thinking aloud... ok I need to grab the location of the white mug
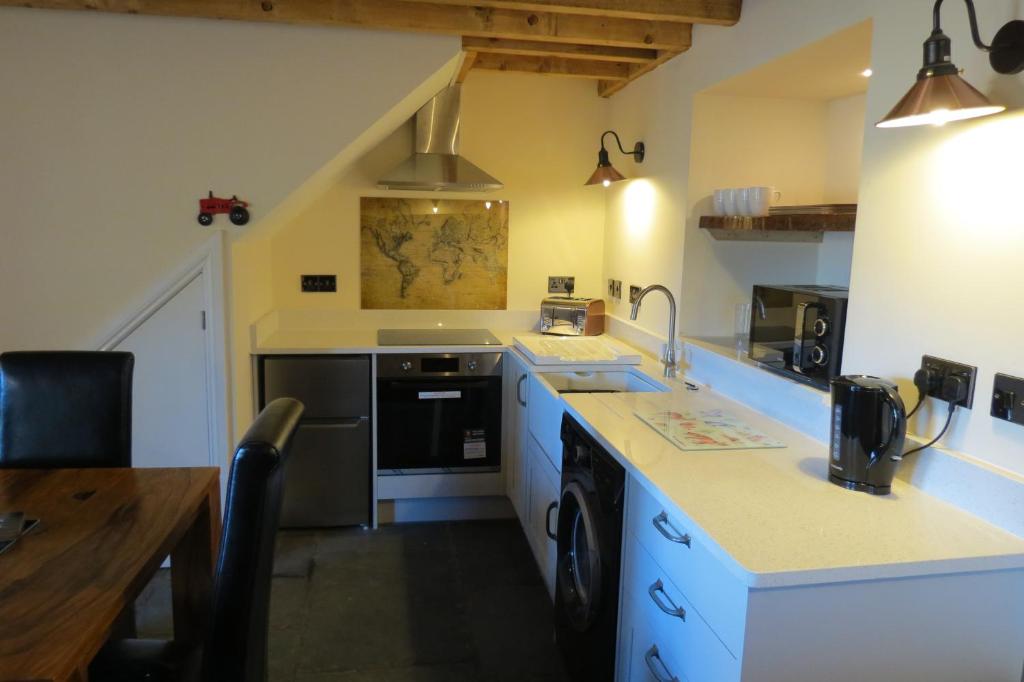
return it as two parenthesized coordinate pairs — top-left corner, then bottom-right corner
(713, 189), (727, 216)
(737, 188), (753, 216)
(721, 188), (738, 216)
(747, 186), (782, 216)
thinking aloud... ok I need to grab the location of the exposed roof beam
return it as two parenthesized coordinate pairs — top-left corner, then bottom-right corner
(404, 0), (741, 25)
(597, 49), (682, 96)
(1, 0), (693, 50)
(456, 51), (478, 83)
(473, 53), (631, 80)
(463, 36), (657, 64)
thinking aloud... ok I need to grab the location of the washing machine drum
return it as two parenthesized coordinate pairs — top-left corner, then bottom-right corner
(557, 481), (606, 632)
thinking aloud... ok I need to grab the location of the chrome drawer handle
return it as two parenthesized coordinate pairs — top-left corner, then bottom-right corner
(652, 511), (691, 547)
(644, 645), (679, 682)
(648, 579), (686, 621)
(516, 374), (527, 407)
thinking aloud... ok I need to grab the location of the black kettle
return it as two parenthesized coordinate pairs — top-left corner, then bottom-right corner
(828, 375), (907, 495)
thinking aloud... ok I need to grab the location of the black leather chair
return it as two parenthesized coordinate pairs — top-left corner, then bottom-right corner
(90, 397), (305, 682)
(0, 351), (134, 468)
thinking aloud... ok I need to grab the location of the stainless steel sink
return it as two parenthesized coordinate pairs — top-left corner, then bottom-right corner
(540, 371), (669, 394)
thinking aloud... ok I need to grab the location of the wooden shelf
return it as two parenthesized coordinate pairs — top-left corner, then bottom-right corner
(699, 213), (856, 243)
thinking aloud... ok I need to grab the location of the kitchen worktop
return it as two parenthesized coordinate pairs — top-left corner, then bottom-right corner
(562, 376), (1024, 588)
(252, 312), (1024, 590)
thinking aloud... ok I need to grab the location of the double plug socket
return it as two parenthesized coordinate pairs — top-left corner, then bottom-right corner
(916, 355), (977, 409)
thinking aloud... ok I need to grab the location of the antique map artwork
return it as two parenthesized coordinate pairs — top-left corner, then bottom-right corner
(360, 197), (509, 310)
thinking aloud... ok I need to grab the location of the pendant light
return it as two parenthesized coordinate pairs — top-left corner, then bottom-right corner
(586, 131), (645, 187)
(877, 0), (1024, 129)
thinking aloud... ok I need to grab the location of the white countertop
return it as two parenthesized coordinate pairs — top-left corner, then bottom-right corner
(255, 328), (520, 355)
(253, 321), (1024, 589)
(562, 371), (1024, 588)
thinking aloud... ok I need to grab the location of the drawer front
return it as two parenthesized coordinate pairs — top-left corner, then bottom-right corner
(526, 434), (560, 600)
(624, 536), (739, 682)
(627, 477), (747, 655)
(262, 355), (371, 418)
(622, 591), (690, 682)
(526, 373), (564, 472)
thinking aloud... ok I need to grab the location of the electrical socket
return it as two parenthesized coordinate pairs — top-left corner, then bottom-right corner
(607, 279), (622, 299)
(919, 355), (978, 409)
(991, 373), (1024, 426)
(301, 274), (337, 292)
(629, 285), (642, 304)
(548, 276), (575, 295)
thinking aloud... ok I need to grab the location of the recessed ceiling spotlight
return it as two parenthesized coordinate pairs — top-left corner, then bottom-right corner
(861, 68), (874, 77)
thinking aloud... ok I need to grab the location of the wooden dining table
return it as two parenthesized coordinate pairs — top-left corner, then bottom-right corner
(0, 467), (221, 682)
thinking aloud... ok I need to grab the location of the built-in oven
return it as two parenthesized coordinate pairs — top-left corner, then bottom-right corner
(748, 284), (849, 390)
(376, 353), (502, 474)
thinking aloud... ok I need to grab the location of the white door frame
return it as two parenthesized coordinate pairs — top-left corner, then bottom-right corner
(97, 233), (232, 487)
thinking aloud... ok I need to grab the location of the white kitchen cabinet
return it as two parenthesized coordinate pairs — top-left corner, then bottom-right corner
(505, 351), (531, 524)
(527, 372), (564, 472)
(617, 474), (1024, 682)
(526, 432), (561, 601)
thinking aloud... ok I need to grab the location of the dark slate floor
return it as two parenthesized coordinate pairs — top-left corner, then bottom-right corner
(136, 520), (571, 682)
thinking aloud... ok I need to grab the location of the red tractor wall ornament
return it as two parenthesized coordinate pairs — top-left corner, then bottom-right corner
(197, 191), (250, 226)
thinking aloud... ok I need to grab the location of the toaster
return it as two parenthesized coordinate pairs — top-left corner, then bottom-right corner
(540, 297), (605, 336)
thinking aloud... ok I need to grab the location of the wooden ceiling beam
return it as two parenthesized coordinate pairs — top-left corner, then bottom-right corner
(463, 36), (657, 64)
(1, 0), (693, 50)
(597, 49), (682, 96)
(473, 53), (631, 80)
(404, 0), (741, 25)
(456, 51), (478, 83)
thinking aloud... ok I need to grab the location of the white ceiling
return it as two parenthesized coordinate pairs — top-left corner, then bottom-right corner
(703, 20), (874, 101)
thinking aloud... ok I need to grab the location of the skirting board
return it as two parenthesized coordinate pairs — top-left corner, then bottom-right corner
(378, 496), (514, 524)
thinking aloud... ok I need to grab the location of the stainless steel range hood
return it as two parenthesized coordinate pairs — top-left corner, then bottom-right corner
(377, 85), (503, 192)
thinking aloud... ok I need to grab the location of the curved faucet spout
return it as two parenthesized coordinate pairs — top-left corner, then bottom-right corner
(630, 284), (678, 378)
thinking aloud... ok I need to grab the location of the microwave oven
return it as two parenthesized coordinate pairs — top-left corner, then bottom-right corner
(748, 285), (849, 390)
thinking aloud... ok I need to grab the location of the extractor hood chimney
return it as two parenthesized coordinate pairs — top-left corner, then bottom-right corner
(377, 85), (503, 192)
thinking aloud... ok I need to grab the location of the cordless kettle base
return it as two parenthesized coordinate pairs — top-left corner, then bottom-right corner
(829, 473), (891, 496)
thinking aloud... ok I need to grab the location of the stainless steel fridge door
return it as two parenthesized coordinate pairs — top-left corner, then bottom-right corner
(280, 418), (370, 528)
(262, 356), (370, 419)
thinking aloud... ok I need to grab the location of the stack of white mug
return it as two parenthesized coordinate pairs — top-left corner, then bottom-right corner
(713, 187), (782, 217)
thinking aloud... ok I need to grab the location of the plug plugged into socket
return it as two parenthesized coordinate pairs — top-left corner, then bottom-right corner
(629, 285), (642, 304)
(919, 355), (978, 409)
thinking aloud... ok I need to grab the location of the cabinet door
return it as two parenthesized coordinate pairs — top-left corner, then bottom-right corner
(262, 355), (370, 418)
(280, 419), (371, 527)
(510, 355), (531, 523)
(527, 372), (564, 472)
(527, 434), (560, 601)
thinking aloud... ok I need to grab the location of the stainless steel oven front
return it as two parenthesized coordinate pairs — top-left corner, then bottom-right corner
(376, 353), (503, 474)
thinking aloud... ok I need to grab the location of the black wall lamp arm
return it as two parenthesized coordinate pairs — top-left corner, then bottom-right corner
(599, 130), (645, 164)
(926, 0), (1024, 75)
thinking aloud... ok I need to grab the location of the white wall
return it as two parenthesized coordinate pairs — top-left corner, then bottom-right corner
(603, 0), (1024, 474)
(0, 7), (458, 353)
(267, 71), (610, 312)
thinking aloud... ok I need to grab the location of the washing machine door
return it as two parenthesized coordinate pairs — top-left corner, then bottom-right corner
(556, 481), (605, 632)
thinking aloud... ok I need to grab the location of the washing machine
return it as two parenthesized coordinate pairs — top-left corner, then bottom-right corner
(554, 413), (626, 682)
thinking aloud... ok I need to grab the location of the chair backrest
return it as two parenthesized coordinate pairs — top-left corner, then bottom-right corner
(0, 351), (134, 468)
(201, 397), (304, 682)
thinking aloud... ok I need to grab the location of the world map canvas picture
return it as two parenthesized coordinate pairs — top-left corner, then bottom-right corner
(360, 197), (509, 310)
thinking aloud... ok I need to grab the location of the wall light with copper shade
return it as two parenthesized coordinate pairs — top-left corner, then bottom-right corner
(878, 0), (1024, 129)
(585, 131), (645, 187)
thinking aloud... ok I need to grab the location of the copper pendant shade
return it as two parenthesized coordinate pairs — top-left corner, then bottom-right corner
(877, 0), (1024, 130)
(877, 72), (1005, 128)
(586, 163), (627, 187)
(586, 131), (644, 186)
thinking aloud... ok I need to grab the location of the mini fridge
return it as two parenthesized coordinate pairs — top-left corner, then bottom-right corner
(259, 355), (371, 527)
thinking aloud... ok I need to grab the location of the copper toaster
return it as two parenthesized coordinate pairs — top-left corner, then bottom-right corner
(540, 297), (606, 336)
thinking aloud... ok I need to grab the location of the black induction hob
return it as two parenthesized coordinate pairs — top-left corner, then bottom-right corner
(376, 328), (503, 346)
